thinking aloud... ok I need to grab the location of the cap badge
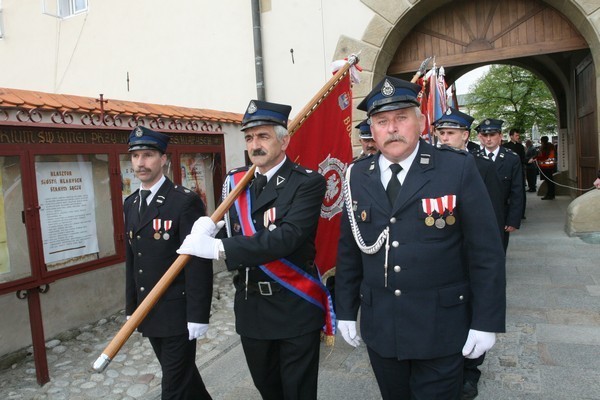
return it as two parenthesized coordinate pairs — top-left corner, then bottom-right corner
(247, 101), (257, 114)
(446, 109), (452, 115)
(381, 79), (395, 97)
(134, 127), (143, 137)
(484, 119), (491, 125)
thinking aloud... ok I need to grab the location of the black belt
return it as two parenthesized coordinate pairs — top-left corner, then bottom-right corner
(244, 281), (284, 296)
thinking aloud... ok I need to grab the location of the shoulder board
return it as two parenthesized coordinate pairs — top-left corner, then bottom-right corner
(292, 163), (317, 175)
(352, 153), (375, 165)
(503, 148), (519, 157)
(172, 185), (197, 196)
(438, 144), (468, 156)
(124, 189), (139, 202)
(227, 165), (251, 176)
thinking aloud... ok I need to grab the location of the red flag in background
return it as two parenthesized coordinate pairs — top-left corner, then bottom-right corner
(286, 69), (353, 281)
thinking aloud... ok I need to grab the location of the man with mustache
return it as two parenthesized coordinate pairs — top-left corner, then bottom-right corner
(124, 126), (213, 399)
(335, 76), (506, 399)
(178, 100), (327, 400)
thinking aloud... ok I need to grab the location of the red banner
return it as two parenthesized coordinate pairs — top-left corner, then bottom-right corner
(286, 72), (353, 279)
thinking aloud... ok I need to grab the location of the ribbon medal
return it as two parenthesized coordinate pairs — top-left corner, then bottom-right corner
(422, 198), (435, 226)
(434, 197), (446, 229)
(163, 220), (172, 240)
(153, 219), (162, 240)
(264, 207), (276, 230)
(445, 195), (456, 225)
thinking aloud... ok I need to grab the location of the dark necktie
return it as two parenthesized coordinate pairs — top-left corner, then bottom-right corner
(254, 173), (267, 199)
(386, 164), (402, 205)
(139, 189), (151, 217)
(488, 152), (494, 161)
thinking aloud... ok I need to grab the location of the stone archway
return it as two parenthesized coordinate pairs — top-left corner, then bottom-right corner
(334, 0), (600, 194)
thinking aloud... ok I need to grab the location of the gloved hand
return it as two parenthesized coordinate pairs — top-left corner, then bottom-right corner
(187, 322), (209, 340)
(462, 329), (496, 359)
(191, 217), (225, 238)
(126, 315), (131, 321)
(337, 320), (361, 347)
(177, 232), (220, 260)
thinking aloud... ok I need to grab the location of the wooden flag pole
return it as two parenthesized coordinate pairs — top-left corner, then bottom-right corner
(93, 56), (359, 373)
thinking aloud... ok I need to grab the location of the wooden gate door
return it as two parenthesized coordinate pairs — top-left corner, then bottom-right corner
(575, 55), (599, 191)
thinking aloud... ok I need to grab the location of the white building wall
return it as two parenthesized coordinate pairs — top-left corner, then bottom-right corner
(0, 0), (372, 117)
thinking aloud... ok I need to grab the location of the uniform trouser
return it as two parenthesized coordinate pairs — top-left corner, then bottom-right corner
(367, 346), (463, 400)
(148, 334), (212, 400)
(526, 167), (537, 190)
(463, 353), (486, 384)
(240, 329), (321, 400)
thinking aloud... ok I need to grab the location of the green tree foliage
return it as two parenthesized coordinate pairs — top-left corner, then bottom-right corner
(467, 65), (557, 139)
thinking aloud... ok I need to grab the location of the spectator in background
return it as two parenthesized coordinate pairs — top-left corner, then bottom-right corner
(532, 135), (557, 200)
(525, 139), (539, 192)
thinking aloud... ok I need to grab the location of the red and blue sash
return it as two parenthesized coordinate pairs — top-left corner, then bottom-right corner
(230, 171), (336, 342)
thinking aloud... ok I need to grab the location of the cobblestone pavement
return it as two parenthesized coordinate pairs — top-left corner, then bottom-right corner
(1, 194), (599, 399)
(0, 270), (239, 400)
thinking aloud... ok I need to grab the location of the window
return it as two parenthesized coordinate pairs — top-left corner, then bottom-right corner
(0, 0), (4, 38)
(0, 156), (32, 283)
(42, 0), (88, 19)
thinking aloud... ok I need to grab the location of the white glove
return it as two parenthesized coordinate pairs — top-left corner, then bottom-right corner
(190, 217), (225, 237)
(126, 315), (131, 321)
(177, 232), (220, 260)
(462, 329), (496, 359)
(187, 322), (209, 340)
(337, 320), (361, 347)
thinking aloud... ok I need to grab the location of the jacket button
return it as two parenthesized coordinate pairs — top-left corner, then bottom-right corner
(392, 241), (399, 248)
(394, 289), (401, 296)
(140, 287), (145, 292)
(136, 235), (141, 240)
(137, 252), (142, 257)
(390, 217), (397, 224)
(182, 291), (185, 295)
(394, 265), (401, 272)
(459, 295), (464, 301)
(138, 269), (143, 274)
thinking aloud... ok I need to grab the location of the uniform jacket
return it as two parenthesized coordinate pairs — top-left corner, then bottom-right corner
(336, 141), (506, 360)
(222, 158), (326, 340)
(124, 177), (213, 337)
(470, 151), (505, 235)
(491, 147), (524, 229)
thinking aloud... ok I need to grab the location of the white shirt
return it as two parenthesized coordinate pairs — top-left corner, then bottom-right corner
(139, 175), (166, 208)
(379, 142), (420, 188)
(256, 156), (287, 182)
(482, 146), (499, 161)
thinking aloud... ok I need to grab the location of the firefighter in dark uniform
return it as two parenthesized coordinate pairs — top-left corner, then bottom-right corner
(434, 108), (504, 238)
(356, 119), (378, 158)
(476, 119), (524, 251)
(124, 126), (213, 400)
(177, 101), (328, 400)
(433, 109), (505, 399)
(335, 76), (506, 400)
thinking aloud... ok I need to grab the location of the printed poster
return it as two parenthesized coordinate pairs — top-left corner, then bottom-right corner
(36, 161), (99, 264)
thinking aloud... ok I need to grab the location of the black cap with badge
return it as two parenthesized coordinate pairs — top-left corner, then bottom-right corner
(357, 76), (421, 117)
(433, 107), (474, 130)
(474, 118), (504, 134)
(128, 126), (170, 153)
(241, 100), (292, 131)
(355, 119), (372, 140)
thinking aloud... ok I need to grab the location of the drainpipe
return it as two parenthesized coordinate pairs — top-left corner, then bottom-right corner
(251, 0), (266, 101)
